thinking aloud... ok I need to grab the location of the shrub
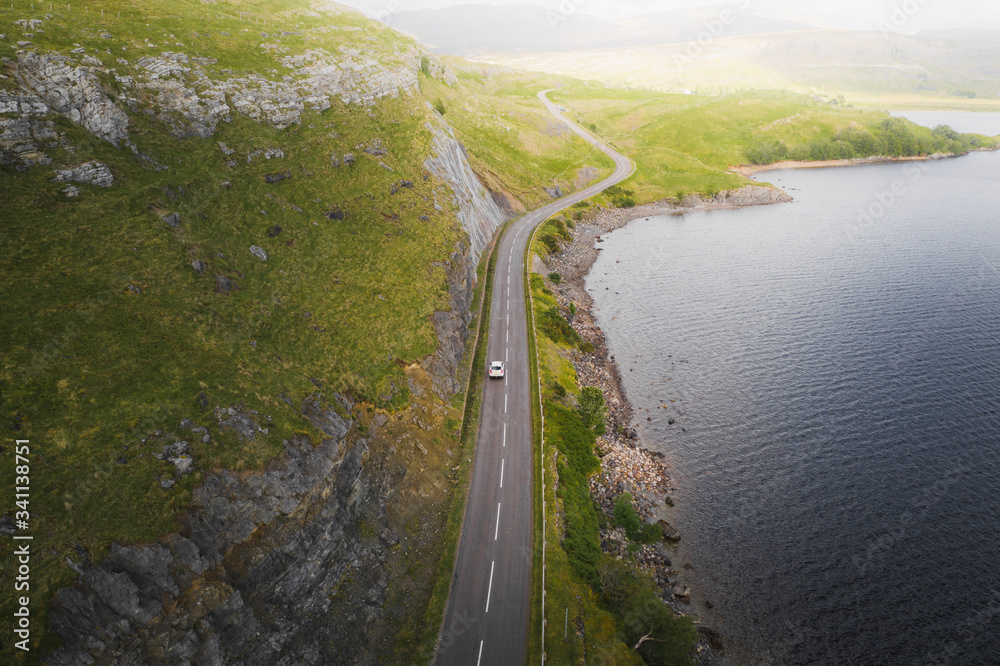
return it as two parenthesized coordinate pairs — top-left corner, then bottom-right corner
(578, 386), (606, 434)
(745, 138), (789, 164)
(548, 404), (603, 586)
(548, 272), (562, 284)
(604, 184), (636, 208)
(433, 98), (446, 115)
(613, 493), (661, 544)
(625, 586), (698, 664)
(539, 306), (582, 346)
(539, 232), (561, 254)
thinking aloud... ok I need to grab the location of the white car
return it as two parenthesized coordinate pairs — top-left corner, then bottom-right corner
(488, 361), (505, 379)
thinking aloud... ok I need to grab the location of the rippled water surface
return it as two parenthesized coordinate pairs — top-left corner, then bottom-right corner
(587, 149), (1000, 664)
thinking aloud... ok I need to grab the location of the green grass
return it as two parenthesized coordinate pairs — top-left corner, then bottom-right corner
(526, 229), (694, 664)
(0, 1), (629, 659)
(424, 71), (616, 207)
(546, 84), (997, 204)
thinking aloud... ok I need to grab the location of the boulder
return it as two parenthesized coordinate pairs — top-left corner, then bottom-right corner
(52, 161), (114, 188)
(263, 170), (290, 184)
(249, 245), (268, 261)
(214, 274), (236, 292)
(658, 519), (681, 541)
(171, 455), (194, 476)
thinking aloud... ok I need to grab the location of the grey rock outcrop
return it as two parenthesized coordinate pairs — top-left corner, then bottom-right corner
(16, 52), (130, 146)
(52, 161), (114, 187)
(684, 184), (793, 207)
(424, 241), (476, 398)
(423, 124), (508, 262)
(46, 399), (411, 666)
(0, 89), (64, 169)
(249, 245), (268, 261)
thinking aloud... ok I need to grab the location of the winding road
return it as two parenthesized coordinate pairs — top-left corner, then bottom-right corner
(437, 90), (633, 665)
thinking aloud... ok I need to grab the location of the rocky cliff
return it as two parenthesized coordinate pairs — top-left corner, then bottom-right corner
(424, 122), (509, 261)
(0, 4), (512, 664)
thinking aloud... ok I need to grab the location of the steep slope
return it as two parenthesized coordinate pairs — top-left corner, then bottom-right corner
(0, 1), (607, 662)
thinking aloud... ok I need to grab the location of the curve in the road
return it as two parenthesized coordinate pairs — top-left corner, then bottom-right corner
(437, 89), (634, 666)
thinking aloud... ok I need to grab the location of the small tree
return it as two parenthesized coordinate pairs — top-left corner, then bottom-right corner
(433, 98), (446, 115)
(578, 386), (606, 434)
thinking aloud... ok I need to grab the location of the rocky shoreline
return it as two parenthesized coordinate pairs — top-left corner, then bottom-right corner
(537, 185), (791, 662)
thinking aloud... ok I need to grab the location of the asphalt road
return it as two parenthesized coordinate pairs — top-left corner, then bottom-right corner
(437, 90), (633, 666)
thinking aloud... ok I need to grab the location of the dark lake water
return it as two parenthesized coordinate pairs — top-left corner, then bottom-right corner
(587, 146), (1000, 664)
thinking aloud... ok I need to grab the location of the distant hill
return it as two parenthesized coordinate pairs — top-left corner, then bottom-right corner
(388, 3), (818, 55)
(478, 29), (1000, 99)
(918, 29), (1000, 43)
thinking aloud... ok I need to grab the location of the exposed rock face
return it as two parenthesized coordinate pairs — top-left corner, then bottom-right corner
(16, 52), (130, 146)
(685, 184), (793, 207)
(52, 161), (115, 187)
(46, 400), (411, 665)
(424, 242), (477, 398)
(127, 44), (426, 136)
(423, 124), (508, 262)
(0, 88), (67, 169)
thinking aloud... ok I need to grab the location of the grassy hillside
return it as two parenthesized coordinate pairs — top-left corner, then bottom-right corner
(545, 84), (997, 204)
(0, 0), (608, 658)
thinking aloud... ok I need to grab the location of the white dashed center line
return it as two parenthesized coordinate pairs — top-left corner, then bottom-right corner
(494, 502), (501, 540)
(485, 560), (495, 613)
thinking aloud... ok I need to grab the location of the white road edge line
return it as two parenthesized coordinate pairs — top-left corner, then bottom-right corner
(485, 560), (495, 613)
(500, 458), (505, 488)
(495, 502), (501, 540)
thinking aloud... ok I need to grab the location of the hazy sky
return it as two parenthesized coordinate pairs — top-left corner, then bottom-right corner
(334, 0), (1000, 34)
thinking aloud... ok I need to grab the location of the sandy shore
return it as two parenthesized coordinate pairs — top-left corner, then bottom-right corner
(729, 152), (964, 178)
